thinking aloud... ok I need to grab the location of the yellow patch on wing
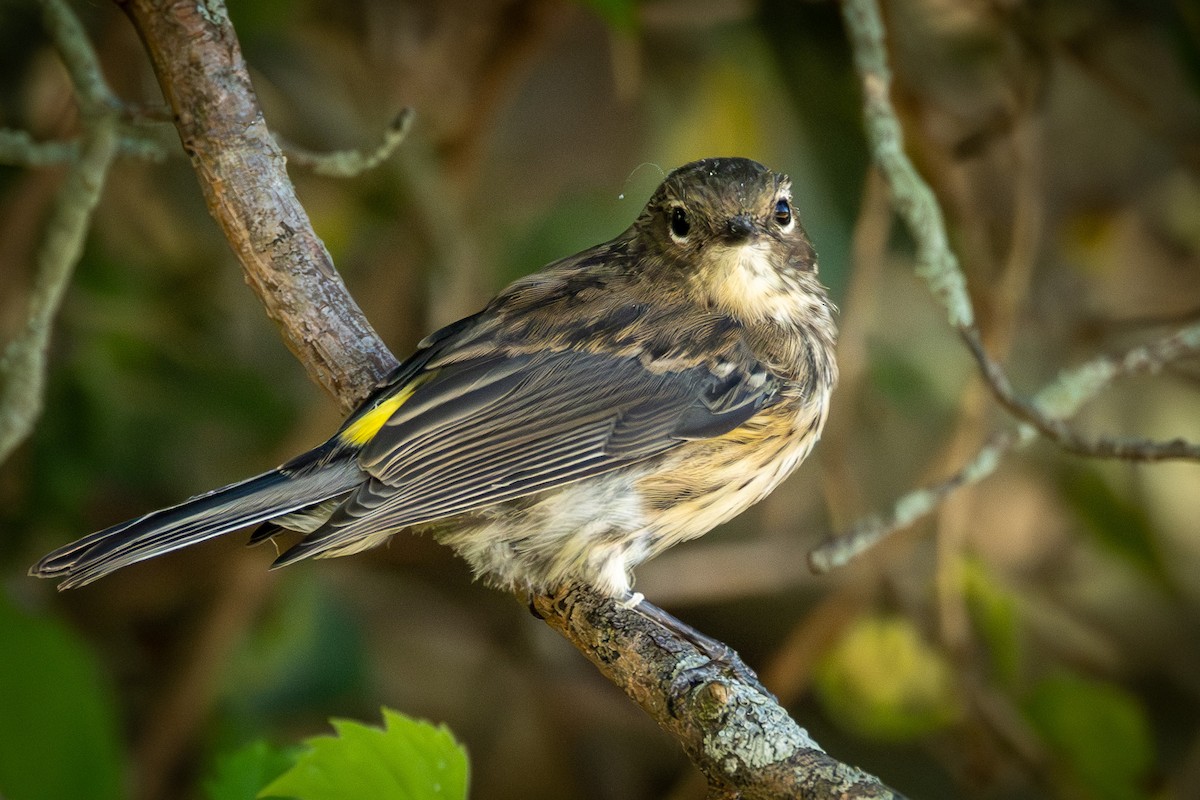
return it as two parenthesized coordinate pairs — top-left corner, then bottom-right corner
(339, 373), (433, 446)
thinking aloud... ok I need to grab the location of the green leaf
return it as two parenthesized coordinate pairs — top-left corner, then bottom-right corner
(0, 593), (123, 800)
(1058, 466), (1167, 586)
(206, 740), (296, 800)
(1025, 673), (1154, 800)
(258, 709), (468, 800)
(815, 616), (962, 741)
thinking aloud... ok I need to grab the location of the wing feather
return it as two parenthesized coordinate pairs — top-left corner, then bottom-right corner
(274, 348), (779, 564)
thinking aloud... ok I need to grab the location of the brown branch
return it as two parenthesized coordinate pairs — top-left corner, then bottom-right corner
(961, 327), (1200, 462)
(114, 0), (905, 796)
(117, 0), (398, 413)
(533, 586), (906, 800)
(277, 108), (415, 178)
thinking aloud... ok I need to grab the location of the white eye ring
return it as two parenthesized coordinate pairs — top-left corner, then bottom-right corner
(668, 206), (691, 243)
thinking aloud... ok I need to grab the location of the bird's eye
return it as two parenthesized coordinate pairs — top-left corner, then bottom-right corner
(773, 198), (793, 227)
(669, 206), (691, 241)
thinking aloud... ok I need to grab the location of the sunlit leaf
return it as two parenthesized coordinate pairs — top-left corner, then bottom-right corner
(258, 708), (468, 800)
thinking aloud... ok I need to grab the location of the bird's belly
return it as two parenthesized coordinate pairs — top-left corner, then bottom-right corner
(635, 394), (829, 559)
(433, 394), (828, 598)
(432, 470), (649, 597)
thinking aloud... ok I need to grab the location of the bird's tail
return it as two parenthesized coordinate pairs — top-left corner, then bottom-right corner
(30, 457), (362, 590)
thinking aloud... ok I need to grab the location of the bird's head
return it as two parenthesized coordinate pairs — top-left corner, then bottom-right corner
(631, 157), (825, 327)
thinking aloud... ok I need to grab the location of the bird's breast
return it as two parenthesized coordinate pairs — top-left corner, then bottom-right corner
(634, 386), (831, 556)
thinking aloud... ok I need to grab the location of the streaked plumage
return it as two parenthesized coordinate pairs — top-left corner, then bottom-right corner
(32, 157), (837, 598)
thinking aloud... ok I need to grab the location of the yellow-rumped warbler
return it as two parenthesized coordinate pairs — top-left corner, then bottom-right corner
(32, 157), (838, 601)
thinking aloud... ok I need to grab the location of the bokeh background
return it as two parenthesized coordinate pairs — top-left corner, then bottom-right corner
(2, 0), (1200, 798)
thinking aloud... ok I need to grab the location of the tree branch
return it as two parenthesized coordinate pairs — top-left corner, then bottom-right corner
(533, 586), (905, 800)
(809, 322), (1200, 571)
(960, 326), (1200, 461)
(117, 0), (398, 412)
(278, 108), (415, 178)
(0, 0), (121, 464)
(0, 126), (168, 166)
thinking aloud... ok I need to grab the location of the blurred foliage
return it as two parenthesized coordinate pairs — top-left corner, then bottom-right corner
(815, 615), (962, 741)
(218, 577), (368, 725)
(3, 0), (1200, 799)
(961, 557), (1023, 690)
(1024, 674), (1154, 800)
(576, 0), (638, 33)
(1057, 464), (1169, 589)
(0, 592), (123, 800)
(205, 741), (296, 800)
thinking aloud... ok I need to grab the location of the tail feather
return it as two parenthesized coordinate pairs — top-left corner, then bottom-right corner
(31, 460), (362, 589)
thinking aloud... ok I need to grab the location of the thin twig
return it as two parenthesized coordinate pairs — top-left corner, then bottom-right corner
(0, 127), (169, 166)
(843, 0), (1200, 465)
(961, 327), (1200, 461)
(811, 431), (1019, 573)
(2, 109), (415, 173)
(827, 0), (1200, 569)
(279, 108), (414, 178)
(0, 0), (121, 464)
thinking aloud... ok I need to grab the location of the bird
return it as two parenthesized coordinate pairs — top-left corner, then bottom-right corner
(31, 157), (838, 605)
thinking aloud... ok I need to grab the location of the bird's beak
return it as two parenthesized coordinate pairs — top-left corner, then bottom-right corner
(724, 213), (755, 242)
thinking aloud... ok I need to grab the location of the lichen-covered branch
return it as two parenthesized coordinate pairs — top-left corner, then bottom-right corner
(0, 127), (168, 166)
(810, 430), (1018, 573)
(532, 586), (906, 800)
(117, 0), (399, 412)
(1, 109), (412, 174)
(0, 0), (121, 464)
(839, 0), (974, 330)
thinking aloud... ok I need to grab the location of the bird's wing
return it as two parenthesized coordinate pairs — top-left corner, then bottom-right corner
(274, 346), (779, 563)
